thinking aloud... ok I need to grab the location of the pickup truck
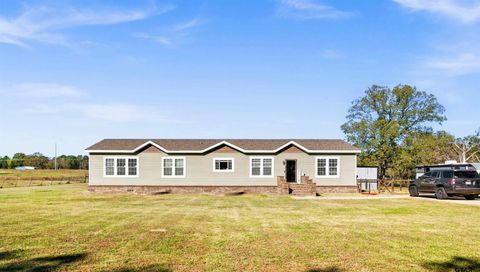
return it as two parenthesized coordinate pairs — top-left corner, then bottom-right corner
(409, 169), (480, 200)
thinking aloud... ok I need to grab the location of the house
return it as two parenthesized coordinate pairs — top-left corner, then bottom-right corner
(86, 139), (361, 195)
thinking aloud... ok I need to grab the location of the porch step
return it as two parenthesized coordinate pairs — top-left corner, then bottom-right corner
(289, 183), (316, 196)
(277, 176), (317, 196)
(291, 191), (312, 195)
(289, 184), (310, 189)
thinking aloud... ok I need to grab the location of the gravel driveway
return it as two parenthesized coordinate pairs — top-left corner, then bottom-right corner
(413, 195), (480, 206)
(294, 194), (480, 206)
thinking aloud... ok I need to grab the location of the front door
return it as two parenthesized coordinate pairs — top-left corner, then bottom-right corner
(285, 160), (297, 182)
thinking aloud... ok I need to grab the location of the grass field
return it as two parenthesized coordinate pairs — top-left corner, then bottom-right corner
(0, 170), (87, 188)
(0, 184), (479, 271)
(0, 169), (87, 178)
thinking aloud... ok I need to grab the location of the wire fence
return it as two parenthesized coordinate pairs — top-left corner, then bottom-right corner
(0, 175), (88, 188)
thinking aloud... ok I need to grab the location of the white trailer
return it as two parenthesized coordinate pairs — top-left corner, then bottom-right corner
(357, 166), (378, 192)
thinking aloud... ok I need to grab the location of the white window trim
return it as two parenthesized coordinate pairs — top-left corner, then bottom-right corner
(249, 157), (274, 178)
(315, 156), (340, 178)
(103, 156), (139, 178)
(212, 157), (235, 173)
(161, 157), (186, 178)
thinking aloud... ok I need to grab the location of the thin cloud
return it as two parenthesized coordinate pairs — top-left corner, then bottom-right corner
(136, 17), (203, 46)
(24, 102), (167, 122)
(277, 0), (353, 20)
(68, 103), (153, 122)
(173, 18), (202, 32)
(134, 33), (173, 46)
(394, 0), (480, 24)
(67, 102), (180, 123)
(3, 83), (175, 123)
(319, 49), (345, 59)
(3, 83), (85, 97)
(0, 3), (175, 47)
(425, 52), (480, 75)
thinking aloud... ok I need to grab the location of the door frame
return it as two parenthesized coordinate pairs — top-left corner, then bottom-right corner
(285, 159), (297, 183)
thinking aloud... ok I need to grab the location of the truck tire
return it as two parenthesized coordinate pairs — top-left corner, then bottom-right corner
(435, 187), (448, 200)
(409, 186), (419, 197)
(465, 195), (478, 200)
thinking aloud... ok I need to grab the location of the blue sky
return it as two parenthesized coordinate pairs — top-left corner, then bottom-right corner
(1, 0), (480, 156)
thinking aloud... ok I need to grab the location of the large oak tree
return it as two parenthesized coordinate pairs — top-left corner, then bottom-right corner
(341, 85), (446, 179)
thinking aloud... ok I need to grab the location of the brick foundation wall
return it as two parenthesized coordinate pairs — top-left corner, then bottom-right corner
(88, 185), (279, 195)
(88, 185), (358, 194)
(316, 185), (358, 193)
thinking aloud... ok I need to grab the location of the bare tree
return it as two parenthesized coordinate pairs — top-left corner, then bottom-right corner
(453, 130), (480, 163)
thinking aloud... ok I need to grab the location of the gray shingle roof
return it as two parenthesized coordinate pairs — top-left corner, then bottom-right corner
(86, 139), (360, 153)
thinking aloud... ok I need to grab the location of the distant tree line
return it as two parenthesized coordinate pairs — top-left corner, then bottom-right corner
(0, 152), (88, 170)
(342, 84), (479, 180)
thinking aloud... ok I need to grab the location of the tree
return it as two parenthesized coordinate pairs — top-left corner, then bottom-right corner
(79, 155), (89, 170)
(453, 130), (480, 163)
(341, 85), (446, 179)
(24, 152), (49, 169)
(0, 156), (10, 169)
(11, 153), (26, 168)
(393, 131), (456, 178)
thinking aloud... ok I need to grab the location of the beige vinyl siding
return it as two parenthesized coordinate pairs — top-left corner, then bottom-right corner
(88, 148), (357, 186)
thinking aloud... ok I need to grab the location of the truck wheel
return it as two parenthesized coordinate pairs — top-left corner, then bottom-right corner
(435, 187), (448, 200)
(409, 186), (419, 197)
(465, 195), (478, 200)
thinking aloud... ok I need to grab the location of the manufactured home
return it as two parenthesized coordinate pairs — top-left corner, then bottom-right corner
(86, 139), (361, 196)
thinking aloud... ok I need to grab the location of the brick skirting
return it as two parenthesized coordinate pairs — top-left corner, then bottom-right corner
(88, 185), (279, 195)
(316, 185), (358, 193)
(88, 185), (358, 194)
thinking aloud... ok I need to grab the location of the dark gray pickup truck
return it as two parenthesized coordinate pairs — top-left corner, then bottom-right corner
(409, 169), (480, 200)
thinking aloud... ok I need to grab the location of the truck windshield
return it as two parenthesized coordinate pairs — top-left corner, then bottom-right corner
(454, 171), (479, 178)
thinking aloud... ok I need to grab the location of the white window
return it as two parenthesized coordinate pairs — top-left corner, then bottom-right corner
(104, 157), (138, 177)
(105, 158), (115, 176)
(315, 157), (340, 178)
(249, 157), (274, 178)
(162, 157), (186, 178)
(117, 158), (126, 176)
(213, 158), (234, 172)
(128, 158), (137, 176)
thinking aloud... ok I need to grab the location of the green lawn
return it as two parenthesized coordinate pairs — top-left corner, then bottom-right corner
(0, 185), (479, 271)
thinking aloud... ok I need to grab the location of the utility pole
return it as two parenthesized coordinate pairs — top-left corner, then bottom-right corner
(54, 143), (57, 170)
